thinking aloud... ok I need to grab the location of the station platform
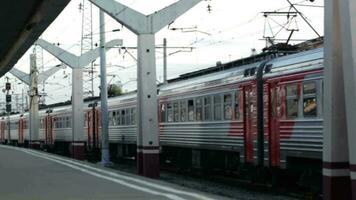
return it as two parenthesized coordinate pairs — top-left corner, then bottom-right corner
(0, 145), (230, 200)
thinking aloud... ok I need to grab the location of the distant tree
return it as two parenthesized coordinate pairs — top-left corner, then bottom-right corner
(108, 84), (123, 97)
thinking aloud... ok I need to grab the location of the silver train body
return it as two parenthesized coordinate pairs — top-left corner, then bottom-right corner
(0, 47), (323, 169)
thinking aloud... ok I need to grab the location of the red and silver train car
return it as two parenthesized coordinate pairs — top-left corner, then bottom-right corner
(0, 47), (323, 172)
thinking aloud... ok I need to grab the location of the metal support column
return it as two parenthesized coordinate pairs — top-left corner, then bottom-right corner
(90, 0), (203, 178)
(99, 10), (111, 166)
(163, 38), (167, 84)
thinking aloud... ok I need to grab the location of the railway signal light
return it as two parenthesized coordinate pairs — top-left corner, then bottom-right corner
(5, 83), (11, 90)
(6, 104), (11, 113)
(6, 95), (11, 103)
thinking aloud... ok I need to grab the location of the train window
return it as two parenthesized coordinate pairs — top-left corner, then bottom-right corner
(286, 84), (298, 96)
(131, 108), (136, 125)
(116, 110), (121, 125)
(167, 103), (173, 122)
(214, 95), (222, 120)
(53, 118), (57, 128)
(224, 94), (232, 120)
(180, 100), (187, 122)
(121, 110), (126, 125)
(173, 102), (179, 122)
(235, 92), (241, 120)
(109, 111), (115, 126)
(188, 99), (194, 121)
(126, 108), (131, 125)
(196, 98), (203, 121)
(160, 104), (166, 122)
(204, 96), (212, 121)
(66, 116), (71, 128)
(60, 117), (64, 128)
(303, 82), (317, 117)
(286, 84), (299, 118)
(56, 118), (60, 128)
(110, 111), (115, 125)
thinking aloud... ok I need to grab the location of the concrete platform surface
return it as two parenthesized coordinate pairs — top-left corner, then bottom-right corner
(0, 145), (229, 200)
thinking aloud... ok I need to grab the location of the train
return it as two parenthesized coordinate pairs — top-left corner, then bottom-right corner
(0, 41), (323, 181)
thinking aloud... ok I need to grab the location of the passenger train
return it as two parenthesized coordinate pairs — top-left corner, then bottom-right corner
(0, 42), (323, 176)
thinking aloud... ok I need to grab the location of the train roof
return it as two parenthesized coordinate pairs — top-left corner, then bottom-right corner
(169, 37), (323, 83)
(159, 47), (323, 95)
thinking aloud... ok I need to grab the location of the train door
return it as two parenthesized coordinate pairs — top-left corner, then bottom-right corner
(87, 108), (100, 149)
(86, 110), (93, 149)
(45, 115), (54, 145)
(244, 85), (257, 164)
(269, 83), (282, 167)
(94, 108), (100, 148)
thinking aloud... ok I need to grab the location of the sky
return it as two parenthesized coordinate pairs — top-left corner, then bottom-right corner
(0, 0), (324, 108)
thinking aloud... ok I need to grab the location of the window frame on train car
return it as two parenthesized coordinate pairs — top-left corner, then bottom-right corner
(121, 109), (126, 125)
(180, 100), (187, 122)
(223, 93), (233, 120)
(160, 103), (166, 123)
(116, 110), (121, 125)
(196, 97), (203, 121)
(125, 108), (131, 125)
(173, 101), (180, 122)
(131, 108), (136, 125)
(204, 96), (212, 121)
(188, 99), (195, 121)
(108, 111), (115, 126)
(285, 83), (299, 119)
(302, 81), (318, 118)
(234, 90), (242, 121)
(66, 116), (71, 128)
(167, 103), (173, 122)
(213, 94), (222, 120)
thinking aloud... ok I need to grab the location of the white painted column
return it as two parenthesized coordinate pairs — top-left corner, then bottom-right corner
(323, 0), (356, 200)
(71, 67), (85, 159)
(339, 0), (356, 199)
(36, 38), (121, 160)
(136, 34), (160, 176)
(89, 0), (203, 179)
(29, 53), (40, 149)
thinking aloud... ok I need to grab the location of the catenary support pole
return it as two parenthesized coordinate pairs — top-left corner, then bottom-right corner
(89, 0), (203, 178)
(99, 10), (111, 167)
(163, 38), (167, 84)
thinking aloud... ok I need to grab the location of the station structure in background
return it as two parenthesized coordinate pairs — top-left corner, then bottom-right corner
(0, 0), (356, 199)
(89, 0), (203, 179)
(36, 39), (122, 159)
(323, 0), (356, 199)
(9, 53), (63, 148)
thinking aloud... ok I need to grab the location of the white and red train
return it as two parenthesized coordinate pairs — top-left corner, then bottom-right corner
(0, 46), (323, 172)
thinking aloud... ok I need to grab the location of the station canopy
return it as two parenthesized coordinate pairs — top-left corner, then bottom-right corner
(0, 0), (70, 77)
